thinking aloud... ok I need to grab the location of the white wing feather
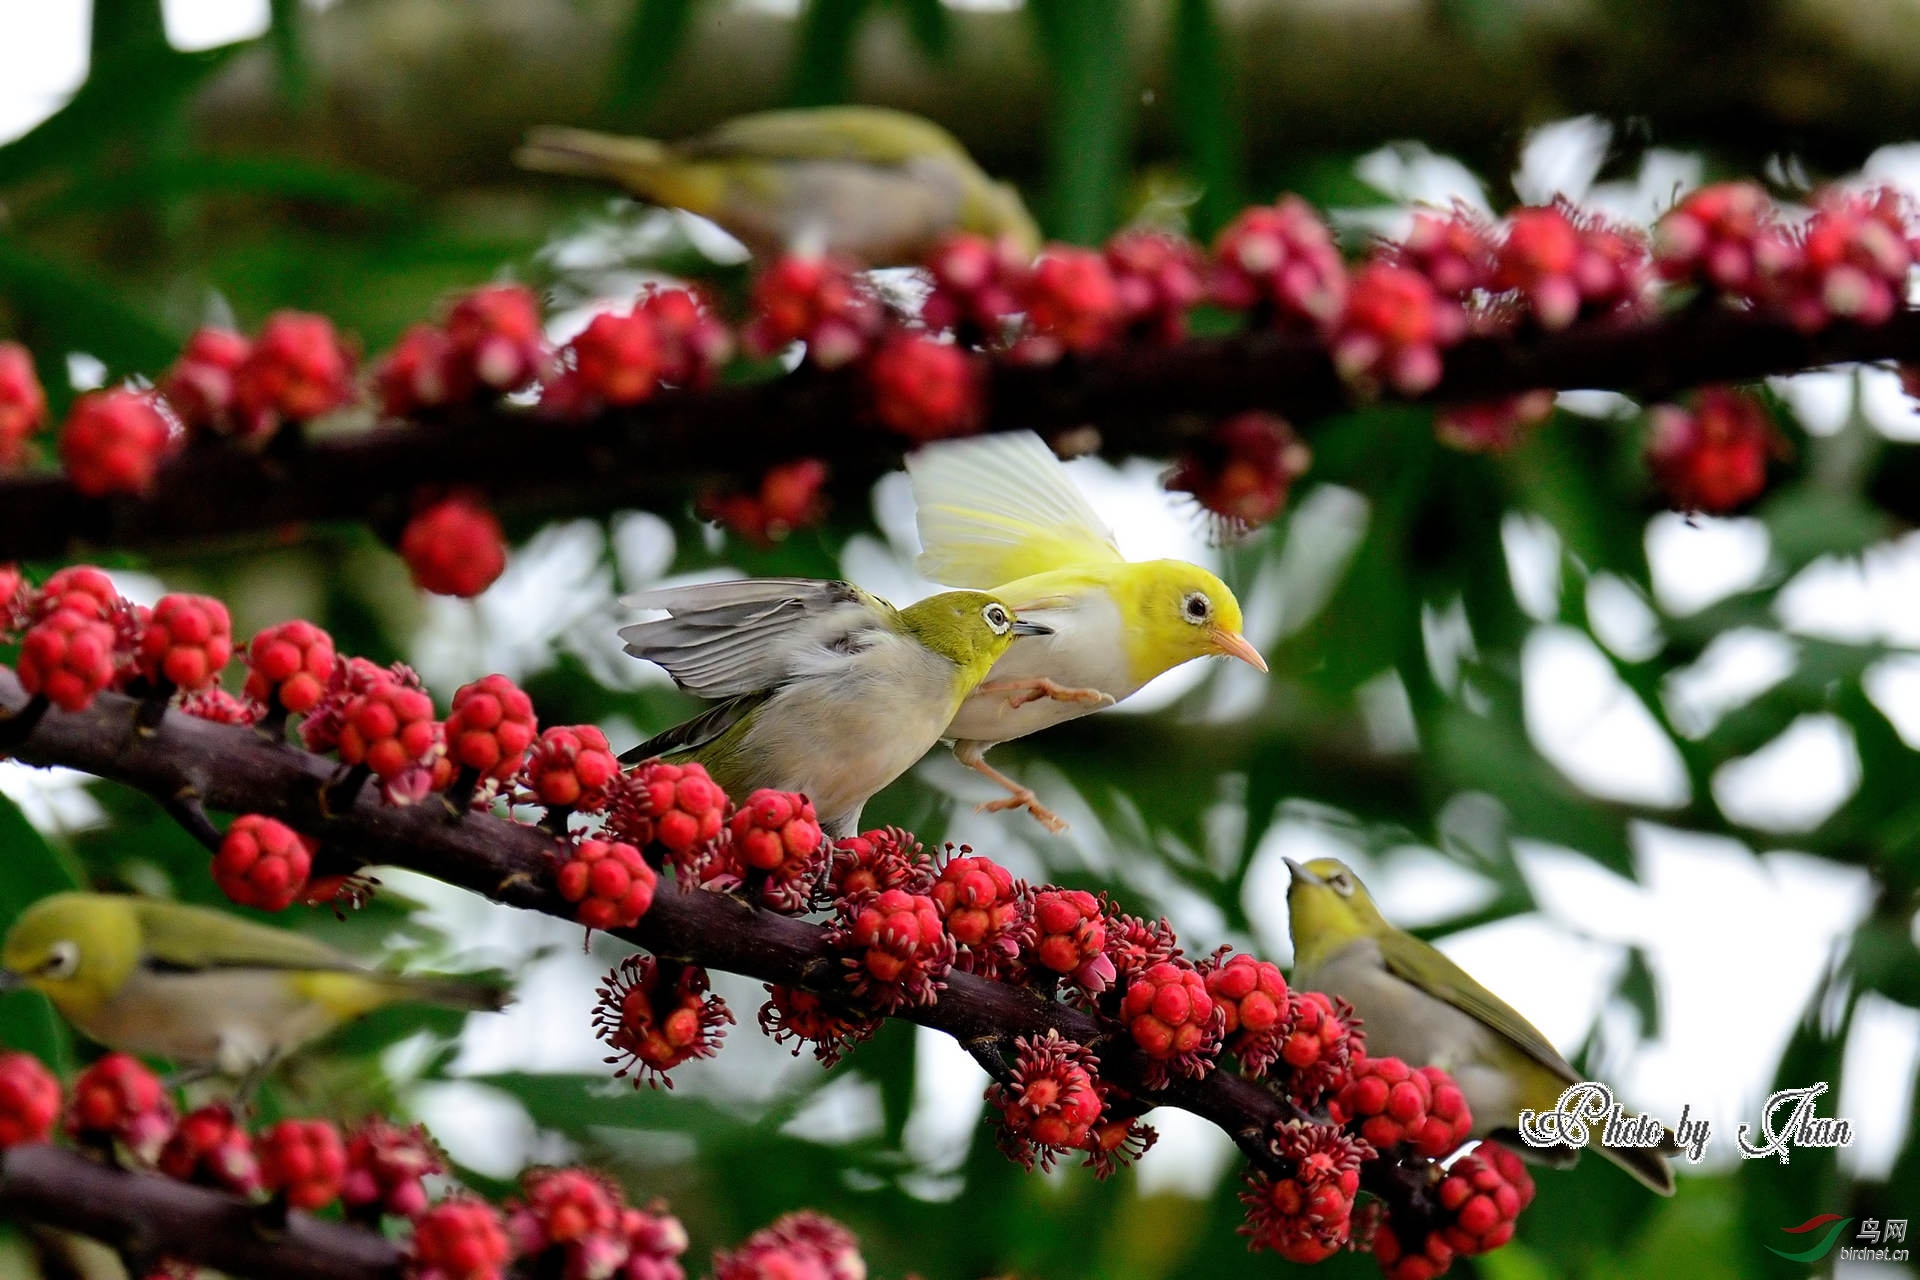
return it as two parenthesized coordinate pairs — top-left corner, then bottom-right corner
(617, 578), (889, 699)
(907, 431), (1123, 588)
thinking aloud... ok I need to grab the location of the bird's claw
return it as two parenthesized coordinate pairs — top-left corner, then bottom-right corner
(974, 789), (1068, 834)
(982, 678), (1115, 712)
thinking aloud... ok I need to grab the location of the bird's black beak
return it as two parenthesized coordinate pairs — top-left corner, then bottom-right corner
(0, 970), (22, 993)
(1011, 620), (1052, 637)
(1284, 857), (1321, 888)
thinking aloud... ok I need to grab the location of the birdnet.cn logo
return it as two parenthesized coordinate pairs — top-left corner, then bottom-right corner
(1765, 1215), (1909, 1263)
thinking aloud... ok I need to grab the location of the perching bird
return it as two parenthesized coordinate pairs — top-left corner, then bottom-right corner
(618, 578), (1050, 837)
(1285, 857), (1676, 1195)
(907, 431), (1269, 833)
(516, 106), (1041, 264)
(0, 893), (507, 1086)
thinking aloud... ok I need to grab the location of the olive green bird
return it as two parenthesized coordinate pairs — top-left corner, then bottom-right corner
(1286, 857), (1676, 1195)
(618, 578), (1050, 838)
(0, 893), (507, 1085)
(516, 106), (1041, 264)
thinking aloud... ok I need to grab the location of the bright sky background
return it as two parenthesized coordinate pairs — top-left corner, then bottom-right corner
(2, 5), (1919, 1263)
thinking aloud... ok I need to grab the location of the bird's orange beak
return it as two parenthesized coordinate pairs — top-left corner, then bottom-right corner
(1210, 628), (1268, 673)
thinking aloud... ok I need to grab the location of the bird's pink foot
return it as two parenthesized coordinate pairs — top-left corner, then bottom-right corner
(980, 678), (1116, 712)
(974, 789), (1068, 834)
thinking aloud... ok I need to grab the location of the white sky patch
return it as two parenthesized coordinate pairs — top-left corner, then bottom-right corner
(1711, 713), (1861, 833)
(1857, 362), (1920, 440)
(1512, 115), (1611, 206)
(1586, 572), (1663, 661)
(161, 0), (269, 50)
(1522, 626), (1691, 808)
(0, 763), (107, 835)
(1645, 514), (1771, 615)
(1863, 654), (1920, 749)
(1775, 530), (1920, 647)
(1502, 511), (1562, 621)
(0, 3), (87, 144)
(901, 1027), (986, 1176)
(1662, 628), (1797, 739)
(1769, 367), (1855, 436)
(1132, 1106), (1238, 1198)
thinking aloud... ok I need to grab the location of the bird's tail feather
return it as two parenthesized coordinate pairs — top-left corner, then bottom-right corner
(515, 126), (670, 185)
(1492, 1130), (1676, 1196)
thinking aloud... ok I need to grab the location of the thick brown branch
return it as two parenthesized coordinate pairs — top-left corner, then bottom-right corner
(0, 1144), (402, 1280)
(3, 306), (1917, 561)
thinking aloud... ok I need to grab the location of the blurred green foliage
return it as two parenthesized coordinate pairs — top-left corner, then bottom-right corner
(2, 3), (1919, 1279)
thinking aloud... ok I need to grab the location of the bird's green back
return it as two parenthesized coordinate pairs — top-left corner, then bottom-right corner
(128, 897), (367, 972)
(677, 107), (973, 166)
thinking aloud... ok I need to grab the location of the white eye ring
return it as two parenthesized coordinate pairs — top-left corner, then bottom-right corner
(1329, 874), (1354, 899)
(1182, 591), (1212, 624)
(982, 604), (1012, 635)
(42, 940), (79, 980)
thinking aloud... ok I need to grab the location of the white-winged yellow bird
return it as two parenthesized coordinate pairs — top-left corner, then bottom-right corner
(618, 578), (1050, 838)
(1286, 857), (1676, 1194)
(907, 431), (1269, 833)
(516, 106), (1041, 264)
(0, 893), (507, 1083)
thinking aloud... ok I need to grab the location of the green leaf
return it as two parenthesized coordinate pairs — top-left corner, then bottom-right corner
(1168, 0), (1242, 238)
(609, 0), (703, 113)
(789, 0), (872, 108)
(0, 241), (182, 388)
(892, 0), (955, 62)
(1027, 0), (1133, 242)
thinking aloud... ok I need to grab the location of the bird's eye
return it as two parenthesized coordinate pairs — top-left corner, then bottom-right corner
(1328, 874), (1354, 898)
(982, 603), (1011, 635)
(1182, 591), (1211, 624)
(40, 940), (79, 981)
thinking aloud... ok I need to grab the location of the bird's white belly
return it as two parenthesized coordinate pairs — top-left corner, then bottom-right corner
(943, 596), (1139, 744)
(83, 968), (337, 1075)
(1299, 940), (1520, 1134)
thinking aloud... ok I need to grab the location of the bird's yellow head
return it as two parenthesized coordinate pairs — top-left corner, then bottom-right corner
(0, 893), (141, 1019)
(900, 590), (1052, 685)
(1285, 857), (1392, 972)
(1118, 560), (1268, 682)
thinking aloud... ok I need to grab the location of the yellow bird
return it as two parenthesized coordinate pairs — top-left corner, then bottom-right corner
(907, 431), (1269, 833)
(516, 106), (1040, 264)
(1, 893), (507, 1085)
(1287, 857), (1675, 1194)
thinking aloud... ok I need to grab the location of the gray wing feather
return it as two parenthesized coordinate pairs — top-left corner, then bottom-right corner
(618, 578), (889, 698)
(619, 693), (764, 764)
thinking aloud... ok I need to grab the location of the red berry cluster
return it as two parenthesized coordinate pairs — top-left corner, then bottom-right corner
(713, 1210), (864, 1280)
(730, 788), (826, 911)
(557, 836), (658, 932)
(214, 813), (318, 911)
(399, 492), (508, 598)
(830, 885), (956, 1010)
(986, 1030), (1108, 1173)
(742, 255), (884, 369)
(1374, 1144), (1537, 1280)
(1165, 412), (1313, 539)
(1202, 950), (1292, 1076)
(445, 672), (540, 785)
(1240, 1121), (1374, 1263)
(378, 284), (547, 416)
(696, 457), (829, 547)
(1645, 385), (1785, 514)
(159, 1104), (262, 1196)
(523, 723), (621, 813)
(60, 388), (174, 497)
(0, 341), (48, 469)
(605, 758), (729, 871)
(65, 1053), (177, 1166)
(929, 848), (1026, 977)
(0, 1051), (61, 1148)
(592, 955), (733, 1088)
(1330, 1054), (1474, 1158)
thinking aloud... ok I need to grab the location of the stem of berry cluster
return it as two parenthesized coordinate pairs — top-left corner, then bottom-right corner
(2, 305), (1916, 561)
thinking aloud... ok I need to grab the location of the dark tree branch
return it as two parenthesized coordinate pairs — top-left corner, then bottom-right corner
(0, 1144), (402, 1280)
(3, 305), (1918, 561)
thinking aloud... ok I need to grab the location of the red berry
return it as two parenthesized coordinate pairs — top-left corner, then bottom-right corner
(621, 1201), (690, 1280)
(17, 607), (117, 711)
(592, 956), (733, 1088)
(446, 283), (547, 394)
(1375, 1222), (1457, 1280)
(1212, 196), (1347, 327)
(158, 1104), (260, 1196)
(743, 255), (882, 368)
(244, 619), (336, 715)
(231, 311), (356, 427)
(409, 1195), (513, 1280)
(606, 759), (728, 866)
(1331, 1053), (1450, 1152)
(32, 565), (121, 622)
(929, 852), (1023, 975)
(922, 232), (1031, 340)
(1019, 245), (1123, 358)
(257, 1118), (348, 1211)
(213, 813), (317, 911)
(1393, 207), (1498, 298)
(341, 1118), (443, 1219)
(1435, 390), (1555, 453)
(400, 494), (508, 598)
(1652, 182), (1792, 297)
(1332, 261), (1461, 396)
(523, 724), (621, 811)
(160, 327), (256, 438)
(757, 982), (881, 1068)
(138, 593), (233, 692)
(336, 674), (441, 781)
(444, 673), (538, 780)
(0, 1051), (61, 1147)
(1105, 229), (1206, 344)
(1164, 411), (1311, 537)
(985, 1030), (1103, 1170)
(0, 341), (48, 468)
(833, 887), (954, 1011)
(1436, 1143), (1535, 1255)
(824, 828), (936, 902)
(1645, 386), (1780, 514)
(1278, 990), (1363, 1107)
(730, 788), (823, 877)
(714, 1211), (864, 1280)
(568, 306), (661, 407)
(1494, 201), (1649, 330)
(866, 331), (982, 441)
(376, 323), (466, 416)
(1780, 185), (1915, 331)
(642, 286), (733, 388)
(60, 389), (173, 496)
(65, 1053), (176, 1165)
(506, 1166), (621, 1257)
(698, 457), (830, 547)
(1119, 960), (1220, 1078)
(1024, 887), (1114, 992)
(557, 837), (658, 931)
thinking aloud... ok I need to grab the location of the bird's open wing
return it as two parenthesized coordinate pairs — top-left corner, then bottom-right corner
(133, 900), (364, 973)
(618, 578), (890, 699)
(1379, 930), (1579, 1084)
(908, 431), (1124, 588)
(676, 108), (967, 166)
(620, 691), (767, 764)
